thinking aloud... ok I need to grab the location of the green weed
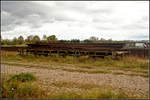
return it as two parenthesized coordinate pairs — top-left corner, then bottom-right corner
(7, 72), (36, 82)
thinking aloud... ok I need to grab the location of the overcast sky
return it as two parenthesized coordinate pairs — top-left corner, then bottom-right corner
(1, 1), (149, 40)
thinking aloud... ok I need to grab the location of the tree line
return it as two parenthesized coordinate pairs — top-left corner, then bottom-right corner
(1, 34), (148, 46)
(1, 35), (57, 45)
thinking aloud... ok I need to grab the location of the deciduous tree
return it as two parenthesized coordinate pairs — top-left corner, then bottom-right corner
(47, 35), (57, 42)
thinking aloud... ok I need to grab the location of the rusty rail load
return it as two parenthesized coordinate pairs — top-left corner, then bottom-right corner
(17, 42), (127, 57)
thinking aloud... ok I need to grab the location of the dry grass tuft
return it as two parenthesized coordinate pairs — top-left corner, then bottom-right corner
(1, 72), (46, 98)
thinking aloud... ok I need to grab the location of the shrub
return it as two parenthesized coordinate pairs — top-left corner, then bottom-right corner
(7, 72), (36, 82)
(2, 81), (45, 98)
(1, 73), (46, 98)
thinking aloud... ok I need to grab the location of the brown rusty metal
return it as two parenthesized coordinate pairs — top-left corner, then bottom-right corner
(27, 42), (125, 52)
(1, 46), (27, 51)
(21, 42), (126, 57)
(3, 42), (149, 58)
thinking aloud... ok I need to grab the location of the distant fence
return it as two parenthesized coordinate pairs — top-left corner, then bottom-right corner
(122, 48), (149, 58)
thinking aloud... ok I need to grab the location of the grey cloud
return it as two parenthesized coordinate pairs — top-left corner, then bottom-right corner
(54, 14), (78, 22)
(2, 1), (47, 18)
(122, 24), (148, 30)
(1, 1), (113, 28)
(1, 1), (149, 40)
(92, 17), (110, 23)
(137, 16), (149, 24)
(53, 1), (113, 20)
(95, 26), (114, 30)
(1, 25), (15, 32)
(1, 1), (87, 32)
(1, 11), (14, 26)
(65, 2), (113, 14)
(1, 11), (21, 32)
(129, 34), (149, 40)
(1, 1), (54, 31)
(121, 16), (149, 30)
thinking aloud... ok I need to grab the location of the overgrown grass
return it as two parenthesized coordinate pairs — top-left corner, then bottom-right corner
(2, 51), (148, 71)
(1, 51), (149, 78)
(48, 88), (135, 99)
(1, 73), (46, 98)
(51, 81), (101, 89)
(1, 51), (149, 99)
(81, 89), (128, 99)
(1, 72), (148, 99)
(48, 81), (147, 99)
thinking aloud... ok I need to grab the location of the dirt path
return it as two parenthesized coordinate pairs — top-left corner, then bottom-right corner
(2, 61), (148, 77)
(1, 64), (149, 98)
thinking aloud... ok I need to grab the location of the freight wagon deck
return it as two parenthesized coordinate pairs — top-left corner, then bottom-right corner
(18, 42), (127, 57)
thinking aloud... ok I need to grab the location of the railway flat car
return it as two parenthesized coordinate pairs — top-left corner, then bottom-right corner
(18, 42), (127, 57)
